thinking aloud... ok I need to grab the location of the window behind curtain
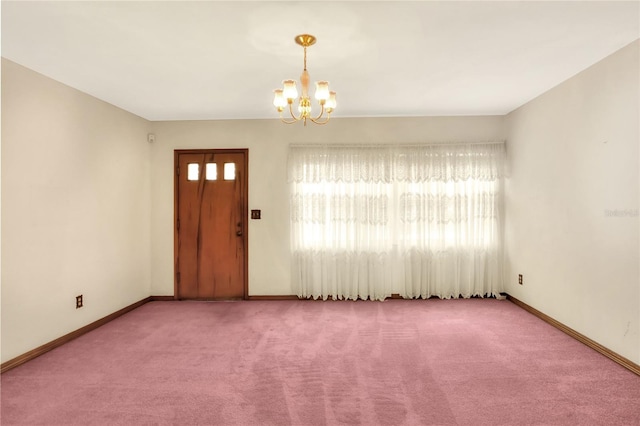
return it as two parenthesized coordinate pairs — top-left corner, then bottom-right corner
(289, 143), (505, 301)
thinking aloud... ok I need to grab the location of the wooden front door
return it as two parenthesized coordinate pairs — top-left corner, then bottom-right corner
(175, 149), (248, 299)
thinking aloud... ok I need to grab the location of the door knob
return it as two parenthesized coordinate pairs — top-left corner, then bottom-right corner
(236, 230), (243, 236)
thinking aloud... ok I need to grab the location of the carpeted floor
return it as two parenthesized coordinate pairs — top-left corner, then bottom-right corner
(1, 299), (639, 425)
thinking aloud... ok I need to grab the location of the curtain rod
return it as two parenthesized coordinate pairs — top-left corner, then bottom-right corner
(289, 140), (505, 148)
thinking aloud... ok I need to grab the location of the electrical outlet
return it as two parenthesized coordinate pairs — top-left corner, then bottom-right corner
(76, 295), (83, 309)
(518, 274), (523, 285)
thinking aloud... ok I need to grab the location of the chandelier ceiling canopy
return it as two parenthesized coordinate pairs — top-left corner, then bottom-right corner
(273, 34), (336, 126)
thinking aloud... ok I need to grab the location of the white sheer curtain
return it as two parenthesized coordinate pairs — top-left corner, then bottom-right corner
(289, 143), (505, 301)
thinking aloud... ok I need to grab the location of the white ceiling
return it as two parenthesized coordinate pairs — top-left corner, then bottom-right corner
(2, 1), (639, 121)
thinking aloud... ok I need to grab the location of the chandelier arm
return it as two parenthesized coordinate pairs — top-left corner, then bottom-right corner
(280, 117), (299, 125)
(279, 110), (299, 124)
(287, 102), (303, 121)
(309, 114), (331, 125)
(312, 103), (326, 121)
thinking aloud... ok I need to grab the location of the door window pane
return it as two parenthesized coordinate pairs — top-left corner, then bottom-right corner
(206, 163), (217, 181)
(224, 163), (236, 181)
(187, 163), (199, 181)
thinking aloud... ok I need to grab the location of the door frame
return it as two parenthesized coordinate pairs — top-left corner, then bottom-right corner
(173, 148), (249, 300)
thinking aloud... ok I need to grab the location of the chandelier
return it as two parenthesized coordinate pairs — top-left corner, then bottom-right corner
(273, 34), (337, 126)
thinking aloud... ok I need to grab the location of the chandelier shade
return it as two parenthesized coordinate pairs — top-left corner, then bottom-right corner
(282, 80), (298, 100)
(273, 34), (336, 126)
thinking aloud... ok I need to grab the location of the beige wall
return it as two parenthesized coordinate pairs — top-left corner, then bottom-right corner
(1, 59), (152, 362)
(149, 117), (505, 297)
(504, 40), (640, 364)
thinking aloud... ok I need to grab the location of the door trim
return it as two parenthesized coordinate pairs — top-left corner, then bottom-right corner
(173, 149), (249, 300)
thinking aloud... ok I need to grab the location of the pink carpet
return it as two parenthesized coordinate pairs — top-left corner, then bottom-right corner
(1, 299), (639, 425)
